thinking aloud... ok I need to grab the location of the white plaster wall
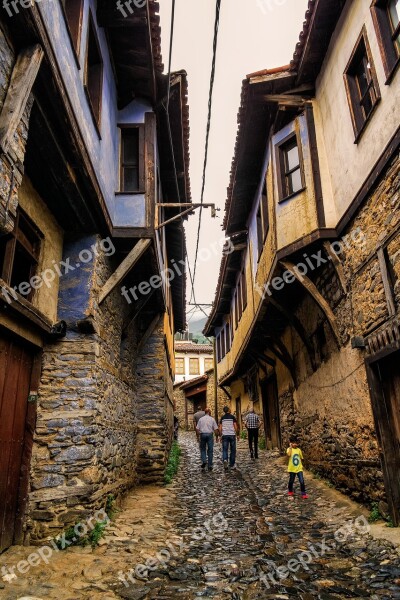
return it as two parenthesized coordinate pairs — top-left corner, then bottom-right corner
(314, 0), (400, 224)
(174, 351), (213, 384)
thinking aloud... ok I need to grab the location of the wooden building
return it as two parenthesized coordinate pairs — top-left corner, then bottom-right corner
(205, 0), (400, 524)
(0, 1), (190, 550)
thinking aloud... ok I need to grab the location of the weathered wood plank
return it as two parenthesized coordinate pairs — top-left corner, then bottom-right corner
(0, 45), (44, 154)
(98, 239), (151, 304)
(323, 241), (348, 293)
(377, 247), (396, 317)
(280, 260), (341, 344)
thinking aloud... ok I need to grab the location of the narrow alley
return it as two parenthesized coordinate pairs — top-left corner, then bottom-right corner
(1, 433), (399, 600)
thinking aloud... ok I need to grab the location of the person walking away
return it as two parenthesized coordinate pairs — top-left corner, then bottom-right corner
(196, 408), (219, 471)
(193, 406), (206, 440)
(287, 436), (308, 499)
(245, 407), (261, 459)
(219, 406), (238, 470)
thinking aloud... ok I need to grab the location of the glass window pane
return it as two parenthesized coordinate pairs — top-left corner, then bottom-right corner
(123, 130), (138, 165)
(389, 0), (400, 29)
(123, 167), (139, 192)
(355, 57), (369, 96)
(289, 168), (302, 195)
(286, 144), (300, 171)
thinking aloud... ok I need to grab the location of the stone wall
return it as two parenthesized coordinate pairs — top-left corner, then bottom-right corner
(136, 317), (174, 484)
(277, 152), (399, 506)
(29, 236), (172, 542)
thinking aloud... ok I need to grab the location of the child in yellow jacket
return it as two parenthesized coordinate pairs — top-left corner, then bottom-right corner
(287, 437), (308, 499)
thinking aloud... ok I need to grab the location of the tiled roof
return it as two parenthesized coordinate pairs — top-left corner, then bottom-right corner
(175, 343), (213, 353)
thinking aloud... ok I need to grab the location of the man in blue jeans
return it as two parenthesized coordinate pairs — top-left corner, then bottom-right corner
(219, 406), (239, 469)
(196, 408), (219, 471)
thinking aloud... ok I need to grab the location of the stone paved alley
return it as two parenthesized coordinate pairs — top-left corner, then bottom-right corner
(1, 433), (400, 600)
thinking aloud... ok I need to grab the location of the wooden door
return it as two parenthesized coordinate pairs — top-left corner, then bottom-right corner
(260, 374), (281, 450)
(366, 349), (400, 526)
(0, 332), (35, 552)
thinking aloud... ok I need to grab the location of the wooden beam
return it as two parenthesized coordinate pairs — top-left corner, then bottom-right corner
(280, 260), (341, 344)
(0, 45), (44, 154)
(98, 239), (151, 305)
(377, 248), (396, 317)
(323, 241), (347, 293)
(122, 288), (156, 333)
(262, 94), (309, 106)
(267, 297), (316, 370)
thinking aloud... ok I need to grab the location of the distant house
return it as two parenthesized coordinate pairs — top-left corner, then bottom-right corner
(174, 341), (214, 384)
(174, 369), (228, 430)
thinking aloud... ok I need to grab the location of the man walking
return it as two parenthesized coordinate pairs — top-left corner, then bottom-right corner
(193, 406), (206, 441)
(219, 406), (238, 470)
(196, 408), (219, 471)
(244, 407), (261, 459)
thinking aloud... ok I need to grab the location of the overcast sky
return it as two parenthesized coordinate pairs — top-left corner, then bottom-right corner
(158, 0), (308, 327)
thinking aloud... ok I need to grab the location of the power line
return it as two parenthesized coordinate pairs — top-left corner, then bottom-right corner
(164, 0), (197, 313)
(191, 0), (222, 303)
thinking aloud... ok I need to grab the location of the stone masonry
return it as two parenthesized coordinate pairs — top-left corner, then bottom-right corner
(29, 236), (173, 542)
(277, 152), (400, 509)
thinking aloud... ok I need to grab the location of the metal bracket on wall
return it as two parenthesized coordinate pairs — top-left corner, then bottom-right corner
(155, 203), (219, 230)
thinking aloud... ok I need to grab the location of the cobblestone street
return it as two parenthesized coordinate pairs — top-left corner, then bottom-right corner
(1, 433), (399, 600)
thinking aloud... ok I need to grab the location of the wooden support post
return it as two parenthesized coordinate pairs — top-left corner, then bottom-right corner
(377, 248), (396, 317)
(267, 297), (317, 370)
(280, 260), (341, 344)
(0, 45), (44, 154)
(323, 241), (347, 293)
(98, 238), (151, 305)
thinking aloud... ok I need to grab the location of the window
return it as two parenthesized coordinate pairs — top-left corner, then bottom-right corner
(204, 357), (214, 371)
(225, 320), (231, 354)
(0, 209), (42, 302)
(189, 358), (199, 375)
(241, 267), (247, 311)
(256, 205), (263, 257)
(119, 127), (145, 192)
(233, 291), (238, 329)
(220, 330), (226, 361)
(371, 0), (400, 81)
(61, 0), (83, 57)
(175, 357), (185, 375)
(277, 135), (304, 201)
(344, 29), (381, 140)
(84, 14), (103, 130)
(256, 182), (269, 258)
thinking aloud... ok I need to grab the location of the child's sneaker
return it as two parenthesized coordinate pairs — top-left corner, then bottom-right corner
(223, 460), (228, 470)
(302, 493), (309, 499)
(288, 492), (294, 500)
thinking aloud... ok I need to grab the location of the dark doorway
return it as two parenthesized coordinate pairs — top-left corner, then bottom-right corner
(0, 330), (38, 552)
(235, 396), (242, 432)
(366, 348), (400, 526)
(260, 373), (281, 450)
(187, 392), (207, 428)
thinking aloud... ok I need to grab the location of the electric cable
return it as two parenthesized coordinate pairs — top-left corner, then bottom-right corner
(191, 0), (222, 302)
